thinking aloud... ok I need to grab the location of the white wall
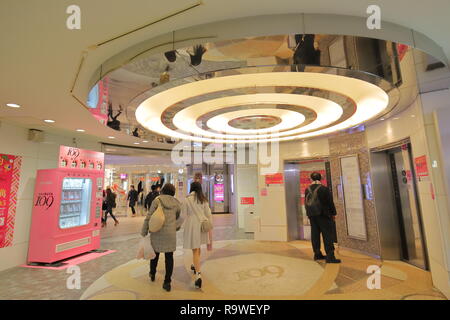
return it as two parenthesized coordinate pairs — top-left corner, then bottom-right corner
(235, 164), (258, 230)
(420, 90), (450, 299)
(255, 138), (329, 241)
(0, 121), (101, 271)
(366, 96), (450, 298)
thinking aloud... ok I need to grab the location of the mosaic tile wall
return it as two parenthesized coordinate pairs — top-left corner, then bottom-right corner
(328, 130), (381, 257)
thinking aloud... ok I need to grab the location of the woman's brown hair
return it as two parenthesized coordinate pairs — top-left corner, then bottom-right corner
(190, 181), (207, 204)
(161, 183), (176, 196)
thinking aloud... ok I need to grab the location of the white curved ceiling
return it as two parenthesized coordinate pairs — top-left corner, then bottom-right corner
(0, 0), (449, 148)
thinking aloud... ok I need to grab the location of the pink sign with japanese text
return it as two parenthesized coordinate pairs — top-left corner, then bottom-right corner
(0, 154), (22, 248)
(214, 184), (224, 202)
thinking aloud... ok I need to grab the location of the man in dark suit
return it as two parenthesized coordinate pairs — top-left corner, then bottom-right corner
(304, 172), (341, 263)
(127, 185), (139, 217)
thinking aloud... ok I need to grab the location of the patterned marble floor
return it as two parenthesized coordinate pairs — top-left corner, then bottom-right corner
(0, 215), (446, 300)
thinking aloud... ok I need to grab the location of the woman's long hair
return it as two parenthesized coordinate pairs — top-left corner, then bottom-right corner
(106, 187), (112, 197)
(190, 181), (207, 204)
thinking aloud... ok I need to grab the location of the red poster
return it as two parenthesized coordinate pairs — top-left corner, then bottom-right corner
(397, 44), (409, 61)
(265, 173), (284, 185)
(260, 188), (267, 196)
(414, 155), (429, 179)
(240, 197), (255, 205)
(0, 154), (22, 248)
(59, 146), (104, 171)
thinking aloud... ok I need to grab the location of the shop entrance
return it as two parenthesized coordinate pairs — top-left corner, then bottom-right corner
(284, 159), (332, 241)
(371, 142), (428, 270)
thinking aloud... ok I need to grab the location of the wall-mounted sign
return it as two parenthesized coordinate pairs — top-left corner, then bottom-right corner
(120, 174), (128, 180)
(240, 197), (255, 205)
(214, 184), (224, 202)
(265, 173), (284, 185)
(59, 146), (104, 171)
(0, 154), (22, 248)
(414, 155), (429, 180)
(340, 155), (367, 241)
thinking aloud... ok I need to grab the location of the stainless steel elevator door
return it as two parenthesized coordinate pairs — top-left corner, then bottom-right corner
(391, 147), (427, 269)
(284, 162), (300, 241)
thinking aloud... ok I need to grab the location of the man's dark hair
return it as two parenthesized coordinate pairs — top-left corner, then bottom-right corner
(310, 172), (322, 181)
(151, 185), (157, 191)
(161, 183), (176, 196)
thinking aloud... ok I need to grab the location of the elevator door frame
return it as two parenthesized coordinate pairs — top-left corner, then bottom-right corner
(284, 158), (332, 241)
(371, 142), (429, 270)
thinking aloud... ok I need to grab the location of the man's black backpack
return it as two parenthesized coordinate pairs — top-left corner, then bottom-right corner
(305, 185), (323, 217)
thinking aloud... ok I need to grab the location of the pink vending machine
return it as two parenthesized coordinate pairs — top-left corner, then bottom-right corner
(27, 146), (104, 264)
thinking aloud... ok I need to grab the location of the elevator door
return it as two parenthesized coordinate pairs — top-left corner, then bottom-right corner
(388, 146), (427, 269)
(284, 160), (332, 241)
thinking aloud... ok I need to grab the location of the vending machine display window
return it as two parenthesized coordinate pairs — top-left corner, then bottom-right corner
(59, 178), (92, 229)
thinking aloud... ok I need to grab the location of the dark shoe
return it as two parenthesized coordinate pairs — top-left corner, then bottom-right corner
(191, 264), (196, 274)
(314, 253), (326, 260)
(149, 273), (155, 282)
(326, 257), (341, 264)
(195, 278), (202, 289)
(163, 281), (171, 292)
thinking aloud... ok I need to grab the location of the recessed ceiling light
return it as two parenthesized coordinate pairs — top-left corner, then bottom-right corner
(143, 140), (149, 143)
(134, 142), (140, 145)
(6, 103), (20, 108)
(380, 118), (385, 121)
(393, 117), (399, 120)
(76, 129), (85, 132)
(108, 136), (115, 139)
(44, 119), (55, 123)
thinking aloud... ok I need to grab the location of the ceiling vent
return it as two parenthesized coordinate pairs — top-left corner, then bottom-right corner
(28, 129), (44, 142)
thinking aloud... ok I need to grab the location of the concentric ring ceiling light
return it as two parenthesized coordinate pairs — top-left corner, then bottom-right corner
(136, 72), (389, 144)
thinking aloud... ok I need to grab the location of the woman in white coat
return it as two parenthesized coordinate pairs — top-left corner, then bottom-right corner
(182, 181), (213, 289)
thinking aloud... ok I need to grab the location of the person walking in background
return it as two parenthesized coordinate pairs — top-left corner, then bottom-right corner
(127, 185), (139, 217)
(101, 189), (107, 227)
(141, 183), (181, 292)
(145, 185), (160, 210)
(304, 172), (340, 263)
(181, 182), (213, 289)
(104, 187), (119, 226)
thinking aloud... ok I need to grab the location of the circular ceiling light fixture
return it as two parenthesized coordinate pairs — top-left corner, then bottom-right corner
(76, 129), (85, 132)
(136, 72), (389, 144)
(44, 119), (55, 123)
(108, 136), (115, 139)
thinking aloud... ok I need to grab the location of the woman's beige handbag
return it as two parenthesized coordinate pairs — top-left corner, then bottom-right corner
(148, 198), (165, 232)
(200, 218), (213, 233)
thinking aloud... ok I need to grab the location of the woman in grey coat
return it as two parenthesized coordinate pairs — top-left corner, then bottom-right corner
(141, 183), (181, 292)
(182, 182), (213, 289)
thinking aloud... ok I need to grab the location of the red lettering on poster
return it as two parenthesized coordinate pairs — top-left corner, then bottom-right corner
(0, 154), (22, 248)
(240, 197), (255, 205)
(265, 173), (284, 185)
(430, 183), (435, 200)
